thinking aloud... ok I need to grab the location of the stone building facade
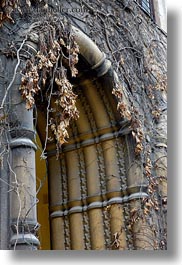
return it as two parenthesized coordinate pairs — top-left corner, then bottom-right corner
(0, 0), (167, 250)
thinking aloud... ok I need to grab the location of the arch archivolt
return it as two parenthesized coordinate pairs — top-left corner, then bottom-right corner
(34, 23), (150, 249)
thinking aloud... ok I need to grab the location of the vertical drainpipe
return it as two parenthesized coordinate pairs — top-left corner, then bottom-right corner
(0, 55), (10, 250)
(125, 134), (154, 249)
(7, 38), (40, 250)
(153, 109), (167, 240)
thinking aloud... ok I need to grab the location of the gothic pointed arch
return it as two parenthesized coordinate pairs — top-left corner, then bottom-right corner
(35, 26), (151, 250)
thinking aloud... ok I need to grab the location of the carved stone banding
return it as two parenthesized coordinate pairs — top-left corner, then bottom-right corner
(47, 130), (124, 156)
(50, 192), (148, 218)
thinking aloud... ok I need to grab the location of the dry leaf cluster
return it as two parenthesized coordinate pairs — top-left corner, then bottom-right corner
(19, 61), (40, 110)
(112, 85), (132, 121)
(111, 231), (121, 249)
(19, 16), (80, 146)
(152, 108), (161, 120)
(52, 67), (79, 144)
(0, 0), (34, 26)
(0, 0), (19, 26)
(155, 73), (167, 92)
(0, 1), (50, 27)
(130, 114), (144, 155)
(145, 43), (167, 93)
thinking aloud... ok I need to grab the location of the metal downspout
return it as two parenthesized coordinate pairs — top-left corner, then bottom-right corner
(8, 40), (40, 250)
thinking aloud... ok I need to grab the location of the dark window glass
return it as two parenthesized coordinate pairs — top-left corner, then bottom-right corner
(136, 0), (155, 20)
(141, 0), (151, 14)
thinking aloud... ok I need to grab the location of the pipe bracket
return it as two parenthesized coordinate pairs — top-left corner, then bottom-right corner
(10, 233), (40, 247)
(10, 137), (37, 151)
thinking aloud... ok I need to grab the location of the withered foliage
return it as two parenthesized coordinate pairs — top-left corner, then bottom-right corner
(19, 60), (40, 110)
(0, 0), (47, 26)
(0, 0), (19, 26)
(19, 15), (80, 145)
(112, 85), (132, 121)
(52, 66), (79, 144)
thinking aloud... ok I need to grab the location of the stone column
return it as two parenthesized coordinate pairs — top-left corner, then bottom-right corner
(84, 145), (106, 250)
(48, 155), (65, 250)
(102, 139), (127, 250)
(65, 150), (85, 250)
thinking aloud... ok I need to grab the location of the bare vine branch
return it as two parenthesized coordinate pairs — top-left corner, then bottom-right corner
(0, 36), (27, 109)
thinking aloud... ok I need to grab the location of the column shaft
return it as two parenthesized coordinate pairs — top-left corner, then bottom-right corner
(88, 208), (105, 250)
(51, 216), (65, 250)
(69, 213), (85, 250)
